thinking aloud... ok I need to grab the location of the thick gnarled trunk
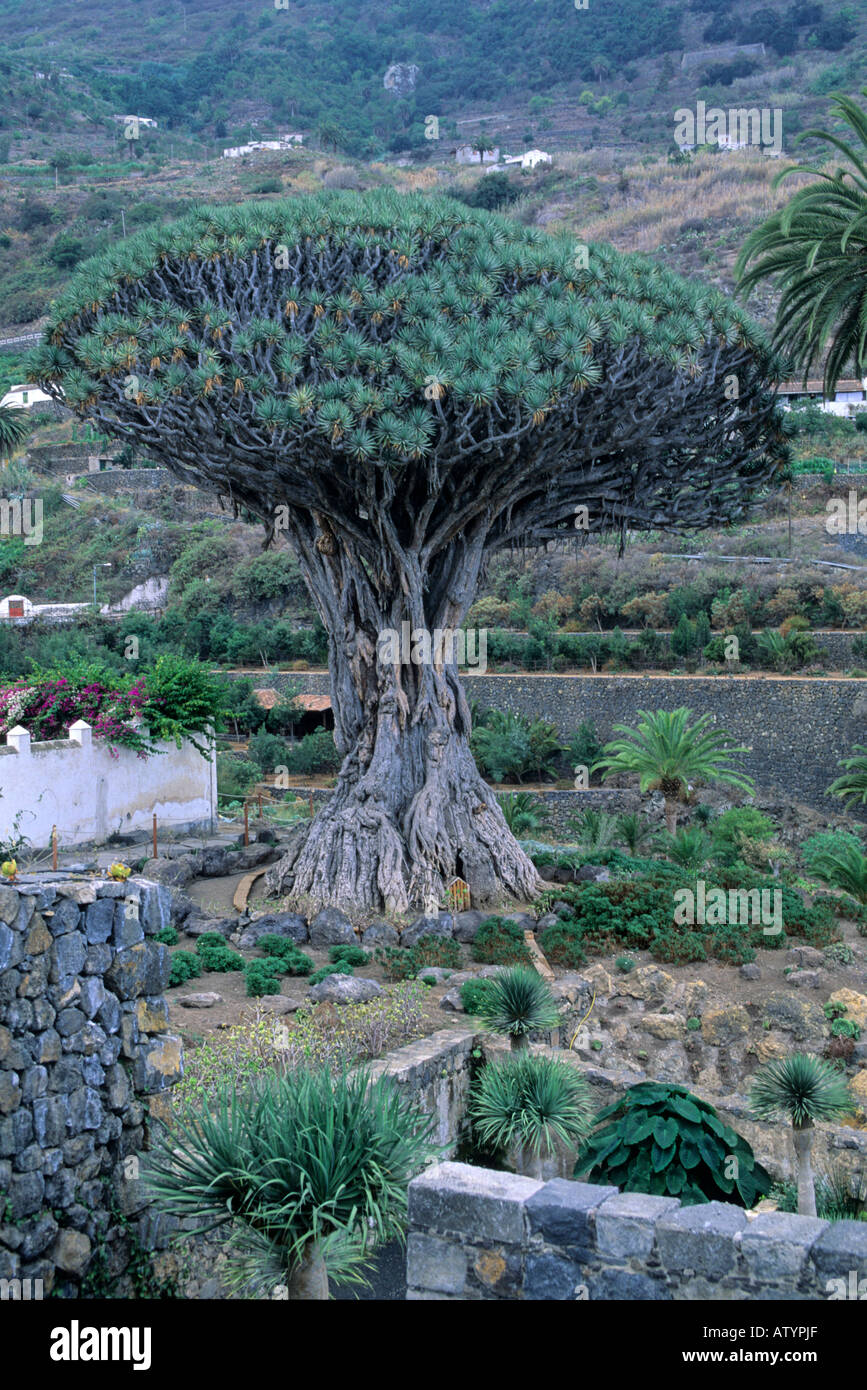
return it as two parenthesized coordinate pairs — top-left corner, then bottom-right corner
(267, 522), (541, 916)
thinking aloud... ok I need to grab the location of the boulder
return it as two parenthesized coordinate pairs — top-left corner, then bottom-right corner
(497, 912), (536, 931)
(763, 993), (827, 1040)
(701, 1005), (751, 1046)
(169, 891), (194, 926)
(787, 969), (824, 990)
(309, 908), (356, 949)
(309, 975), (383, 1004)
(138, 857), (198, 889)
(183, 917), (237, 940)
(573, 865), (610, 883)
(786, 946), (825, 970)
(415, 966), (453, 984)
(239, 913), (308, 947)
(642, 1012), (686, 1040)
(178, 993), (222, 1009)
(440, 987), (464, 1013)
(401, 914), (454, 947)
(850, 1070), (867, 1113)
(225, 844), (277, 873)
(361, 921), (399, 947)
(453, 910), (486, 943)
(618, 965), (675, 1004)
(740, 963), (761, 981)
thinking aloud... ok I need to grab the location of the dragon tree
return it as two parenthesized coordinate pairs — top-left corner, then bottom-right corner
(31, 191), (786, 914)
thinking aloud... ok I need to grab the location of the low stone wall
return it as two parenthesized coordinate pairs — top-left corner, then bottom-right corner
(0, 876), (182, 1297)
(406, 1161), (867, 1300)
(366, 1027), (478, 1155)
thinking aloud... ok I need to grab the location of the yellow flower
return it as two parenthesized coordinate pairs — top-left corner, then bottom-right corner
(1, 859), (17, 880)
(108, 862), (132, 881)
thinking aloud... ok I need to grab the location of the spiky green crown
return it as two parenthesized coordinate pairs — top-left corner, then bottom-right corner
(33, 189), (780, 460)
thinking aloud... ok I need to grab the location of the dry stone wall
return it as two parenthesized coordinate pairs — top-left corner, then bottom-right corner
(0, 875), (182, 1296)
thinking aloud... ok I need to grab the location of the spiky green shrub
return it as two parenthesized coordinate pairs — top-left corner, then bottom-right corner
(153, 925), (179, 946)
(498, 791), (550, 835)
(477, 968), (561, 1049)
(143, 1065), (437, 1297)
(168, 950), (201, 988)
(827, 745), (867, 808)
(578, 1082), (772, 1206)
(469, 1054), (594, 1173)
(750, 1053), (855, 1216)
(471, 917), (532, 966)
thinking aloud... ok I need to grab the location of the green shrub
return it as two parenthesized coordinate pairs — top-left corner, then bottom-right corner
(376, 934), (462, 981)
(244, 960), (284, 996)
(169, 950), (201, 987)
(153, 925), (179, 946)
(329, 944), (370, 967)
(578, 1082), (772, 1206)
(470, 1053), (594, 1165)
(472, 917), (532, 966)
(538, 922), (587, 968)
(615, 955), (636, 973)
(309, 962), (354, 985)
(282, 728), (340, 775)
(460, 978), (495, 1015)
(257, 934), (314, 975)
(216, 752), (262, 800)
(478, 968), (561, 1047)
(195, 934), (244, 973)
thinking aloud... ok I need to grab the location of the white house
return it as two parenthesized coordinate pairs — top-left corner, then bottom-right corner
(0, 383), (54, 411)
(222, 133), (303, 158)
(778, 377), (867, 418)
(112, 114), (158, 129)
(504, 149), (552, 169)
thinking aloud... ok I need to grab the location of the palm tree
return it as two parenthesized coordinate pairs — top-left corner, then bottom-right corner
(827, 745), (867, 807)
(750, 1054), (854, 1217)
(142, 1065), (436, 1299)
(736, 88), (867, 395)
(592, 708), (754, 835)
(0, 406), (30, 461)
(469, 1053), (594, 1179)
(478, 967), (561, 1050)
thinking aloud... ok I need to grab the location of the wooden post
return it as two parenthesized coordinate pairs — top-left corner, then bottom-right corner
(309, 792), (314, 819)
(51, 825), (57, 871)
(258, 791), (263, 817)
(243, 801), (249, 847)
(152, 812), (157, 860)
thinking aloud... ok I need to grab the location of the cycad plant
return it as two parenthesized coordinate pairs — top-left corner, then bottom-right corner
(802, 833), (867, 905)
(478, 966), (561, 1049)
(592, 708), (754, 834)
(498, 790), (550, 836)
(737, 88), (867, 396)
(142, 1065), (437, 1299)
(827, 745), (867, 808)
(750, 1054), (855, 1217)
(615, 810), (658, 855)
(469, 1053), (594, 1178)
(661, 826), (711, 871)
(568, 807), (620, 855)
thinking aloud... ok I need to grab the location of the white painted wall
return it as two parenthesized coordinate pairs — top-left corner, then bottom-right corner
(0, 720), (217, 848)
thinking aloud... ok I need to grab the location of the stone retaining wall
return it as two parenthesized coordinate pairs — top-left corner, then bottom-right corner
(251, 670), (867, 818)
(406, 1161), (867, 1300)
(0, 876), (182, 1297)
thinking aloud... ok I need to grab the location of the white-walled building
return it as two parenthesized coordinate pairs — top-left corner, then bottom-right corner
(503, 149), (552, 169)
(778, 378), (867, 418)
(0, 383), (54, 411)
(222, 133), (304, 158)
(0, 594), (91, 624)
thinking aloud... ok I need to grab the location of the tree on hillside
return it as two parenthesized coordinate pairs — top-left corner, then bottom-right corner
(736, 88), (867, 395)
(31, 192), (785, 913)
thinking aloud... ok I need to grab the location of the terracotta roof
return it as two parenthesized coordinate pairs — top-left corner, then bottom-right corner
(295, 694), (331, 712)
(252, 688), (331, 713)
(778, 379), (865, 395)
